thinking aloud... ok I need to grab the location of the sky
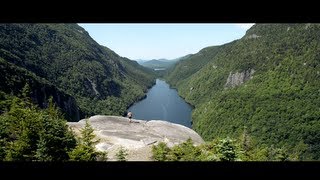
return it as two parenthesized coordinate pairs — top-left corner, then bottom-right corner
(78, 23), (254, 60)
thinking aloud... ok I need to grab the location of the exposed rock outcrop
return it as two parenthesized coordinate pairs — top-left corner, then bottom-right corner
(0, 60), (82, 121)
(67, 115), (204, 161)
(86, 78), (100, 96)
(245, 34), (261, 39)
(31, 84), (81, 121)
(225, 69), (255, 88)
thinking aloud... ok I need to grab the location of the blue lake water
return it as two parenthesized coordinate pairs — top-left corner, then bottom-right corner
(128, 79), (192, 128)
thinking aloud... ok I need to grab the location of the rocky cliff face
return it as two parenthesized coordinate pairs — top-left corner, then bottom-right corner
(31, 84), (81, 121)
(67, 115), (204, 161)
(0, 59), (82, 121)
(225, 69), (255, 88)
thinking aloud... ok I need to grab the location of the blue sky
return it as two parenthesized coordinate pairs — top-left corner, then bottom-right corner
(78, 23), (254, 60)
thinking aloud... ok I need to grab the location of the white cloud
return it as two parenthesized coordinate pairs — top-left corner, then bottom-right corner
(235, 23), (255, 30)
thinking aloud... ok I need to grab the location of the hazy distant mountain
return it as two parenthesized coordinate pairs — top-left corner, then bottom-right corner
(135, 59), (148, 64)
(142, 60), (173, 69)
(138, 55), (192, 69)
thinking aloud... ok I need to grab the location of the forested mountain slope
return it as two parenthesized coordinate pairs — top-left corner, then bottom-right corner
(0, 24), (156, 121)
(165, 24), (320, 160)
(165, 45), (223, 88)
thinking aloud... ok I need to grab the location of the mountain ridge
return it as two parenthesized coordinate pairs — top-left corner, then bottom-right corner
(165, 23), (320, 160)
(0, 23), (156, 120)
(137, 55), (193, 69)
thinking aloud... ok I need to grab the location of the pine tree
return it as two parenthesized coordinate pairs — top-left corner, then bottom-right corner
(116, 146), (128, 161)
(239, 126), (254, 160)
(216, 137), (238, 161)
(152, 142), (170, 161)
(35, 97), (76, 161)
(0, 93), (77, 161)
(69, 119), (106, 161)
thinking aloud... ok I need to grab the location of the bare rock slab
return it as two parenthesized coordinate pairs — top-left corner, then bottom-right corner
(67, 115), (204, 161)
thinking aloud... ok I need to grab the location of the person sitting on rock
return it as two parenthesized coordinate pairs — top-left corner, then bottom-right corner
(127, 111), (133, 123)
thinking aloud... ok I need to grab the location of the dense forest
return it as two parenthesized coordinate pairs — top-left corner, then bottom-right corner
(0, 24), (156, 121)
(0, 89), (105, 161)
(1, 23), (320, 161)
(165, 24), (320, 160)
(165, 45), (222, 86)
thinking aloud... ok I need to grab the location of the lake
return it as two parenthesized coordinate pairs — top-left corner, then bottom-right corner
(128, 79), (192, 128)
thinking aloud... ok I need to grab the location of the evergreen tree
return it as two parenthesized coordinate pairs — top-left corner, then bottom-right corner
(0, 91), (77, 161)
(115, 146), (128, 161)
(239, 126), (254, 160)
(152, 142), (170, 161)
(35, 97), (76, 161)
(167, 138), (200, 161)
(216, 138), (238, 161)
(69, 119), (106, 161)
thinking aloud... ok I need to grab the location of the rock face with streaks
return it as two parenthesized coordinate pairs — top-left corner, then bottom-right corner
(67, 115), (204, 161)
(225, 69), (255, 88)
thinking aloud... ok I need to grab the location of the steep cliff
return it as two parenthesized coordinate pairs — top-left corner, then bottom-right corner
(0, 58), (81, 121)
(224, 69), (255, 88)
(0, 24), (156, 120)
